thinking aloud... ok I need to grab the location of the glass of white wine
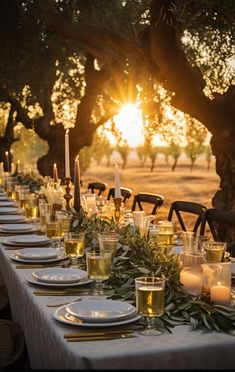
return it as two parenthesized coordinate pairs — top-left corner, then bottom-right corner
(135, 276), (165, 336)
(86, 250), (112, 296)
(64, 232), (86, 267)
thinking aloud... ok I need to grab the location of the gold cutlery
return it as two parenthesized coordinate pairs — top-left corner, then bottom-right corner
(47, 298), (82, 307)
(64, 329), (134, 338)
(16, 265), (51, 269)
(66, 334), (137, 342)
(33, 290), (88, 296)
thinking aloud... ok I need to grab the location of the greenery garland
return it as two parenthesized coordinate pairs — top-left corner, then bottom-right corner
(73, 214), (235, 334)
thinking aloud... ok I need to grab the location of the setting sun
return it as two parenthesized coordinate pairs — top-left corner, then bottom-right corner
(113, 103), (144, 147)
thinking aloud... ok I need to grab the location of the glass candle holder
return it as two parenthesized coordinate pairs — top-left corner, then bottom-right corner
(201, 261), (231, 306)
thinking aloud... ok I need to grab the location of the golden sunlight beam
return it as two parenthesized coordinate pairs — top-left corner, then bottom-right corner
(113, 103), (144, 147)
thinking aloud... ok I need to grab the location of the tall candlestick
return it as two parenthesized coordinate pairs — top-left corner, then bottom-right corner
(65, 129), (70, 178)
(53, 163), (59, 183)
(73, 155), (81, 212)
(0, 162), (4, 174)
(15, 160), (20, 175)
(5, 151), (10, 172)
(114, 163), (121, 198)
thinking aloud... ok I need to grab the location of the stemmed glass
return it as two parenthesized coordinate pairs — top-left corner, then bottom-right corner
(135, 276), (165, 336)
(64, 232), (86, 268)
(86, 250), (112, 296)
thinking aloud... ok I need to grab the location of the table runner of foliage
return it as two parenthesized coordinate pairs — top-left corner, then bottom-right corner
(72, 213), (235, 334)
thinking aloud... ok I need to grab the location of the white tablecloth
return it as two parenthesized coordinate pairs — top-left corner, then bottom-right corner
(0, 244), (235, 369)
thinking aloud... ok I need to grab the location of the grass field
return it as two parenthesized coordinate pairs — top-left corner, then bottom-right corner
(81, 152), (220, 231)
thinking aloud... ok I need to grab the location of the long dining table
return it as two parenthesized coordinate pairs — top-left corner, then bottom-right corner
(1, 241), (235, 370)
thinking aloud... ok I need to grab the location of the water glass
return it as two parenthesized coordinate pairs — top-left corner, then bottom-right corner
(98, 232), (119, 260)
(135, 276), (165, 336)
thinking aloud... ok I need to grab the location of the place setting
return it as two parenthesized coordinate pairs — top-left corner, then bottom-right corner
(26, 267), (93, 288)
(0, 206), (22, 215)
(0, 234), (52, 249)
(0, 214), (28, 224)
(53, 298), (141, 330)
(10, 247), (67, 265)
(0, 223), (38, 235)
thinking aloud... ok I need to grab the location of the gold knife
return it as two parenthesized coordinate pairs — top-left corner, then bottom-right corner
(64, 330), (134, 338)
(67, 334), (137, 342)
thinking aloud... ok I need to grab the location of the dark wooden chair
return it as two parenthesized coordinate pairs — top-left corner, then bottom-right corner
(167, 200), (207, 233)
(131, 192), (164, 215)
(0, 285), (11, 320)
(107, 187), (132, 205)
(87, 182), (107, 196)
(0, 319), (29, 369)
(200, 207), (235, 236)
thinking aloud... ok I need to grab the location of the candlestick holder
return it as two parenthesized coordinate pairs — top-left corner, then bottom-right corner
(113, 197), (122, 222)
(63, 178), (73, 211)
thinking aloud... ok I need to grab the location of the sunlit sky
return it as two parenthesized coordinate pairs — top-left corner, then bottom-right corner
(107, 103), (167, 148)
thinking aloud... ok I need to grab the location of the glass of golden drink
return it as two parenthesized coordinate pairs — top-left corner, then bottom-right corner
(135, 276), (165, 336)
(64, 232), (85, 268)
(86, 251), (112, 296)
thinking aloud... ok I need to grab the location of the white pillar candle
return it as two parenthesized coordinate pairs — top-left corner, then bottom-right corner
(65, 129), (70, 178)
(180, 269), (202, 296)
(5, 151), (10, 172)
(210, 282), (231, 306)
(114, 163), (121, 198)
(10, 162), (15, 175)
(53, 163), (58, 183)
(0, 162), (3, 174)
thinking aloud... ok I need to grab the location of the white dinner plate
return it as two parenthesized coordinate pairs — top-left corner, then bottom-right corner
(54, 305), (141, 328)
(26, 273), (93, 287)
(33, 267), (87, 284)
(10, 251), (66, 264)
(0, 201), (16, 207)
(32, 267), (88, 284)
(0, 207), (20, 215)
(9, 235), (51, 245)
(66, 299), (136, 323)
(0, 215), (27, 223)
(16, 247), (58, 260)
(0, 196), (10, 201)
(1, 223), (34, 231)
(0, 224), (36, 233)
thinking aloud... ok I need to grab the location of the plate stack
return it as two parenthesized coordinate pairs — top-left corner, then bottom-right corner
(26, 267), (92, 287)
(10, 247), (66, 264)
(0, 224), (37, 234)
(53, 299), (140, 327)
(1, 235), (51, 248)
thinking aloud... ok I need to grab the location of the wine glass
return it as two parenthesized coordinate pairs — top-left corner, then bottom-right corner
(64, 232), (86, 268)
(135, 276), (165, 336)
(86, 250), (112, 296)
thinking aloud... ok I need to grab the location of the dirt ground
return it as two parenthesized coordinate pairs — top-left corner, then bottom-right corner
(81, 152), (220, 232)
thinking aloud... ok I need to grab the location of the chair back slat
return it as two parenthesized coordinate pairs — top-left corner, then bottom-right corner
(107, 187), (132, 204)
(200, 208), (235, 242)
(131, 192), (164, 215)
(87, 182), (107, 196)
(167, 200), (207, 233)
